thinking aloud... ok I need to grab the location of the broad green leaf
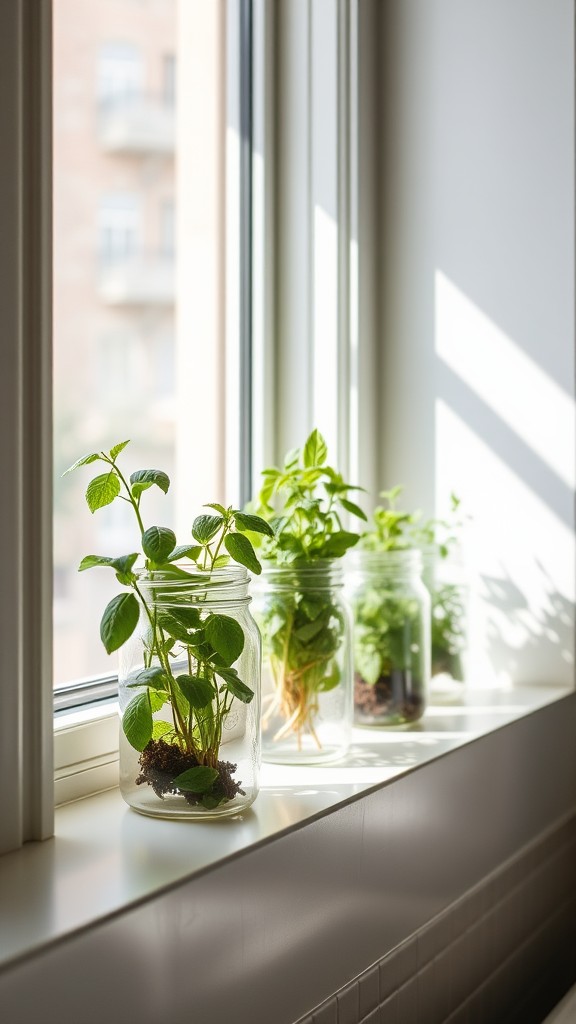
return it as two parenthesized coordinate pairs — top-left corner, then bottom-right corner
(321, 530), (360, 558)
(149, 690), (167, 712)
(356, 646), (382, 686)
(340, 498), (368, 521)
(175, 674), (214, 710)
(212, 554), (231, 568)
(126, 666), (168, 690)
(165, 605), (201, 629)
(100, 592), (140, 654)
(205, 502), (228, 515)
(192, 514), (224, 544)
(111, 553), (139, 575)
(173, 765), (219, 793)
(63, 451), (100, 475)
(152, 720), (173, 740)
(205, 613), (244, 665)
(295, 615), (329, 644)
(130, 468), (170, 499)
(142, 526), (177, 563)
(224, 532), (261, 574)
(219, 671), (253, 704)
(78, 555), (114, 572)
(233, 511), (275, 537)
(302, 429), (328, 468)
(166, 544), (202, 563)
(122, 692), (152, 751)
(157, 613), (192, 644)
(318, 663), (341, 692)
(148, 563), (195, 582)
(86, 472), (120, 513)
(109, 440), (130, 460)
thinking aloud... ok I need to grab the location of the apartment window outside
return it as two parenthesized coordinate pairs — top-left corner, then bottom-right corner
(53, 0), (244, 699)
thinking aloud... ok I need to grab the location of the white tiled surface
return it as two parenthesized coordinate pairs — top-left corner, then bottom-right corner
(0, 685), (571, 973)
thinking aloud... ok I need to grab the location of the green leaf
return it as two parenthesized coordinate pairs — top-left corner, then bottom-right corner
(340, 498), (368, 521)
(100, 592), (140, 654)
(166, 544), (202, 563)
(205, 502), (228, 515)
(302, 429), (328, 468)
(142, 526), (177, 563)
(166, 605), (201, 629)
(86, 472), (120, 513)
(149, 690), (167, 712)
(217, 668), (254, 704)
(79, 555), (114, 572)
(158, 613), (192, 644)
(233, 511), (275, 537)
(205, 613), (245, 665)
(126, 666), (168, 690)
(130, 468), (170, 499)
(175, 674), (214, 710)
(318, 663), (341, 692)
(63, 451), (100, 475)
(122, 692), (153, 751)
(224, 532), (261, 574)
(356, 646), (382, 687)
(212, 554), (231, 568)
(111, 553), (139, 575)
(321, 530), (360, 558)
(173, 766), (219, 793)
(152, 720), (173, 740)
(192, 514), (224, 544)
(109, 440), (130, 461)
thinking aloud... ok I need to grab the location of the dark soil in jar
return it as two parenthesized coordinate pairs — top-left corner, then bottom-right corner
(136, 738), (245, 807)
(354, 670), (424, 724)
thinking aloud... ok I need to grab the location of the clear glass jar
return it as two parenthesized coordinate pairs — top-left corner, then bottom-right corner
(346, 549), (430, 726)
(421, 547), (469, 688)
(118, 565), (261, 819)
(251, 562), (353, 764)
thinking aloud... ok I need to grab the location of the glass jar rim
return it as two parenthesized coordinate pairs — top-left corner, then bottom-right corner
(137, 563), (251, 603)
(346, 547), (424, 574)
(253, 558), (344, 591)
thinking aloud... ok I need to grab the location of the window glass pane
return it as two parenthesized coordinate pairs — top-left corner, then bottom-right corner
(53, 0), (231, 690)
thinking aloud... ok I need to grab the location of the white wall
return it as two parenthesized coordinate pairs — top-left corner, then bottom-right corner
(376, 0), (576, 686)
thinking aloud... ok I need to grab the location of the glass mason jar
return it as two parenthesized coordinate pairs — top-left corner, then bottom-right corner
(118, 565), (261, 819)
(421, 548), (469, 688)
(251, 562), (353, 764)
(346, 549), (431, 726)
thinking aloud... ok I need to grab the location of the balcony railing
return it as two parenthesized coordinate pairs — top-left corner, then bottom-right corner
(98, 94), (175, 154)
(98, 251), (175, 305)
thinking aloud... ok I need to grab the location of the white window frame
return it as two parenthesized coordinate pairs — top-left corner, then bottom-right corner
(0, 0), (379, 847)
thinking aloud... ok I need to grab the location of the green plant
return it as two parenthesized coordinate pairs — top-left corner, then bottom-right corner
(65, 440), (273, 809)
(353, 489), (424, 710)
(410, 493), (467, 679)
(252, 429), (365, 748)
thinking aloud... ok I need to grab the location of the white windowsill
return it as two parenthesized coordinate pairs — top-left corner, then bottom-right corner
(0, 683), (572, 976)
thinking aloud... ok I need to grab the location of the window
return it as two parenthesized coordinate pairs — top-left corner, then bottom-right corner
(53, 0), (250, 699)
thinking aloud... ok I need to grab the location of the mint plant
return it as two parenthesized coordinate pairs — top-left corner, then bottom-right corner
(352, 488), (427, 724)
(410, 493), (467, 681)
(65, 440), (272, 809)
(252, 429), (364, 750)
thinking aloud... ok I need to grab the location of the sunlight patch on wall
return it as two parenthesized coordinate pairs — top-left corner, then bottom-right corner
(436, 398), (574, 687)
(435, 271), (576, 490)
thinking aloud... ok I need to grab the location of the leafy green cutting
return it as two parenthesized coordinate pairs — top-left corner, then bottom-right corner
(65, 440), (273, 808)
(410, 493), (467, 680)
(252, 429), (365, 749)
(353, 488), (422, 690)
